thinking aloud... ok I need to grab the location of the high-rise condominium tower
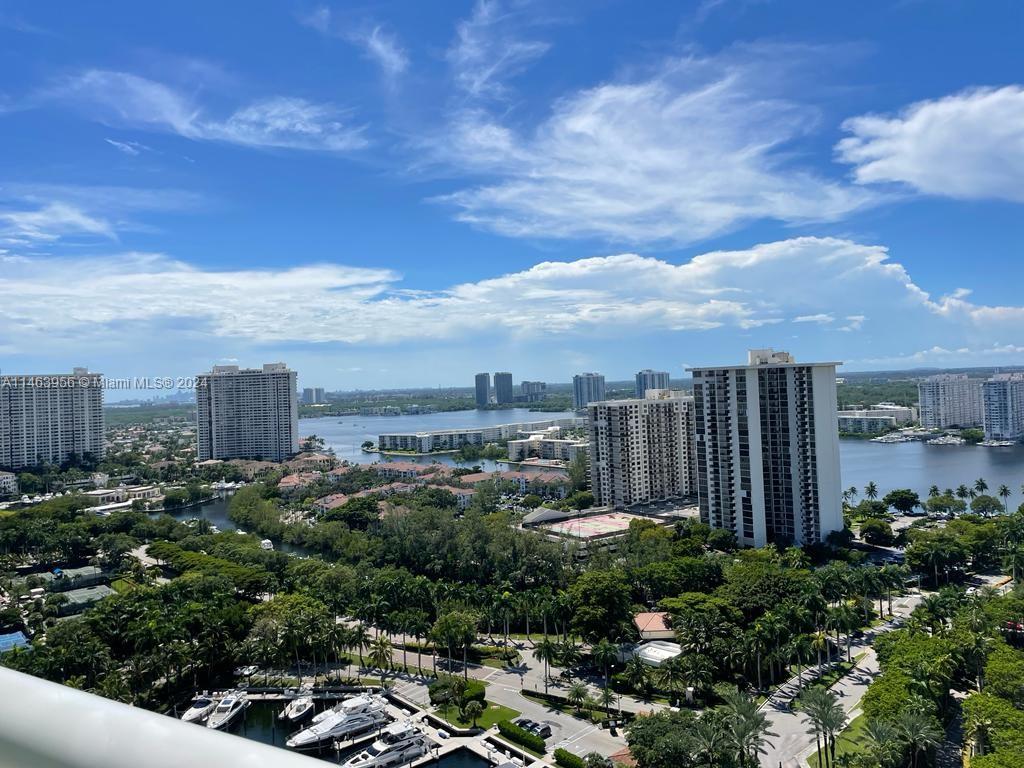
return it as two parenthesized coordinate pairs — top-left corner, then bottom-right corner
(196, 363), (298, 462)
(493, 372), (514, 405)
(0, 368), (104, 469)
(635, 369), (671, 398)
(474, 373), (490, 408)
(982, 373), (1024, 441)
(520, 381), (547, 402)
(689, 349), (843, 548)
(572, 373), (606, 410)
(918, 374), (984, 429)
(587, 389), (696, 509)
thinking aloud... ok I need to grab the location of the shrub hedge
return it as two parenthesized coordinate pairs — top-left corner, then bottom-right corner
(497, 720), (546, 753)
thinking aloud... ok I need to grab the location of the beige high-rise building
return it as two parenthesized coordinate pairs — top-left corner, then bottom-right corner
(196, 363), (298, 462)
(0, 368), (104, 470)
(689, 349), (843, 548)
(918, 373), (983, 429)
(587, 389), (696, 509)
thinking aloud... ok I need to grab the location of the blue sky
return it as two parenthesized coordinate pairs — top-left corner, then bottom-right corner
(1, 0), (1023, 392)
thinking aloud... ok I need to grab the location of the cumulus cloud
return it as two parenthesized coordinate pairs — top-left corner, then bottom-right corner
(2, 236), (1020, 357)
(837, 85), (1024, 202)
(48, 70), (367, 152)
(430, 48), (874, 245)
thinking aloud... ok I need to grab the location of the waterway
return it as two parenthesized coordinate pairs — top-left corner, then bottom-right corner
(157, 495), (310, 555)
(839, 438), (1024, 508)
(304, 408), (1024, 507)
(300, 408), (578, 473)
(217, 701), (489, 767)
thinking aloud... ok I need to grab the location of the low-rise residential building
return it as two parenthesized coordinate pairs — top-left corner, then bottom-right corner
(83, 488), (127, 505)
(378, 417), (584, 453)
(457, 470), (570, 498)
(633, 611), (675, 641)
(435, 486), (476, 510)
(837, 402), (916, 433)
(507, 435), (588, 462)
(315, 493), (350, 514)
(125, 485), (160, 501)
(286, 452), (337, 471)
(374, 462), (429, 480)
(278, 472), (322, 492)
(0, 471), (17, 497)
(226, 459), (279, 480)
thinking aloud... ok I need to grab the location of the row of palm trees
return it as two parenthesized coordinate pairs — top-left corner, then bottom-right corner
(848, 478), (1018, 511)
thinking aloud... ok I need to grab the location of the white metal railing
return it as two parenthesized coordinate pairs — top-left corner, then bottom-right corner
(0, 666), (316, 768)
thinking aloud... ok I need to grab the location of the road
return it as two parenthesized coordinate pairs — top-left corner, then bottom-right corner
(760, 572), (1013, 768)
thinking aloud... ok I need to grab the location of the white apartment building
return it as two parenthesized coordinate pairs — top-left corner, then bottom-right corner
(837, 402), (916, 434)
(573, 373), (606, 410)
(507, 435), (588, 462)
(379, 417), (584, 452)
(587, 389), (697, 509)
(689, 349), (843, 548)
(983, 373), (1024, 441)
(196, 363), (299, 462)
(918, 374), (983, 429)
(0, 471), (17, 497)
(635, 369), (670, 398)
(0, 368), (105, 470)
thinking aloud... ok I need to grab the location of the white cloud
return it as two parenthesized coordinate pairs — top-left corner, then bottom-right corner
(853, 344), (1024, 368)
(2, 236), (1021, 358)
(104, 138), (152, 156)
(793, 314), (834, 324)
(430, 48), (874, 245)
(837, 85), (1024, 202)
(0, 202), (114, 243)
(301, 6), (408, 78)
(447, 0), (549, 98)
(49, 70), (367, 152)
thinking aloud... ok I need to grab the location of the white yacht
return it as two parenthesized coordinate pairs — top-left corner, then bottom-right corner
(286, 695), (389, 749)
(340, 721), (429, 768)
(280, 694), (315, 723)
(180, 694), (217, 724)
(205, 692), (249, 730)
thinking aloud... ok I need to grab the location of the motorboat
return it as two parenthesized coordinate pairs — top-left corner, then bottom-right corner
(280, 694), (315, 723)
(180, 695), (217, 724)
(340, 721), (429, 768)
(205, 692), (249, 730)
(286, 695), (389, 749)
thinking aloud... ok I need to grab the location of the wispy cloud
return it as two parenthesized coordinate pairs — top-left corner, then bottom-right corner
(837, 85), (1024, 202)
(300, 6), (408, 78)
(447, 0), (549, 98)
(429, 46), (874, 246)
(0, 202), (114, 243)
(47, 69), (368, 152)
(105, 138), (152, 156)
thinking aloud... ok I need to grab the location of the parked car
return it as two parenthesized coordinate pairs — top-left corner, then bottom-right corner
(515, 719), (536, 731)
(531, 723), (553, 739)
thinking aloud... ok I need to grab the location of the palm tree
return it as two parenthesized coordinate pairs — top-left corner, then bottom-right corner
(788, 634), (814, 690)
(692, 713), (726, 768)
(719, 689), (776, 767)
(956, 484), (971, 502)
(897, 708), (943, 768)
(462, 699), (483, 728)
(623, 656), (652, 699)
(567, 680), (589, 712)
(975, 477), (989, 496)
(928, 485), (941, 498)
(861, 719), (899, 767)
(999, 484), (1012, 513)
(864, 482), (878, 500)
(656, 655), (689, 707)
(590, 639), (619, 691)
(368, 636), (392, 686)
(534, 637), (558, 694)
(1005, 546), (1024, 582)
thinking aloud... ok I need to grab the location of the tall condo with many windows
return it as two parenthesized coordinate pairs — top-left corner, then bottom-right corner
(587, 389), (696, 509)
(572, 372), (606, 410)
(689, 349), (842, 548)
(493, 372), (514, 405)
(196, 363), (298, 462)
(634, 369), (670, 398)
(982, 373), (1024, 441)
(0, 368), (104, 470)
(918, 373), (983, 429)
(474, 373), (490, 408)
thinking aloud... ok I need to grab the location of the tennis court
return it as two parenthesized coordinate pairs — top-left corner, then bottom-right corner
(542, 511), (648, 539)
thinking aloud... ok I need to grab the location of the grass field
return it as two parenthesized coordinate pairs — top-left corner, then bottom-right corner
(434, 702), (520, 730)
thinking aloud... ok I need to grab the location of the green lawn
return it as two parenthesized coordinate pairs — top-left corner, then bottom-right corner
(434, 702), (520, 730)
(806, 713), (867, 768)
(110, 578), (135, 593)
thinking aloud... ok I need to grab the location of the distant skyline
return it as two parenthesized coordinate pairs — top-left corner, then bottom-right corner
(2, 1), (1023, 389)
